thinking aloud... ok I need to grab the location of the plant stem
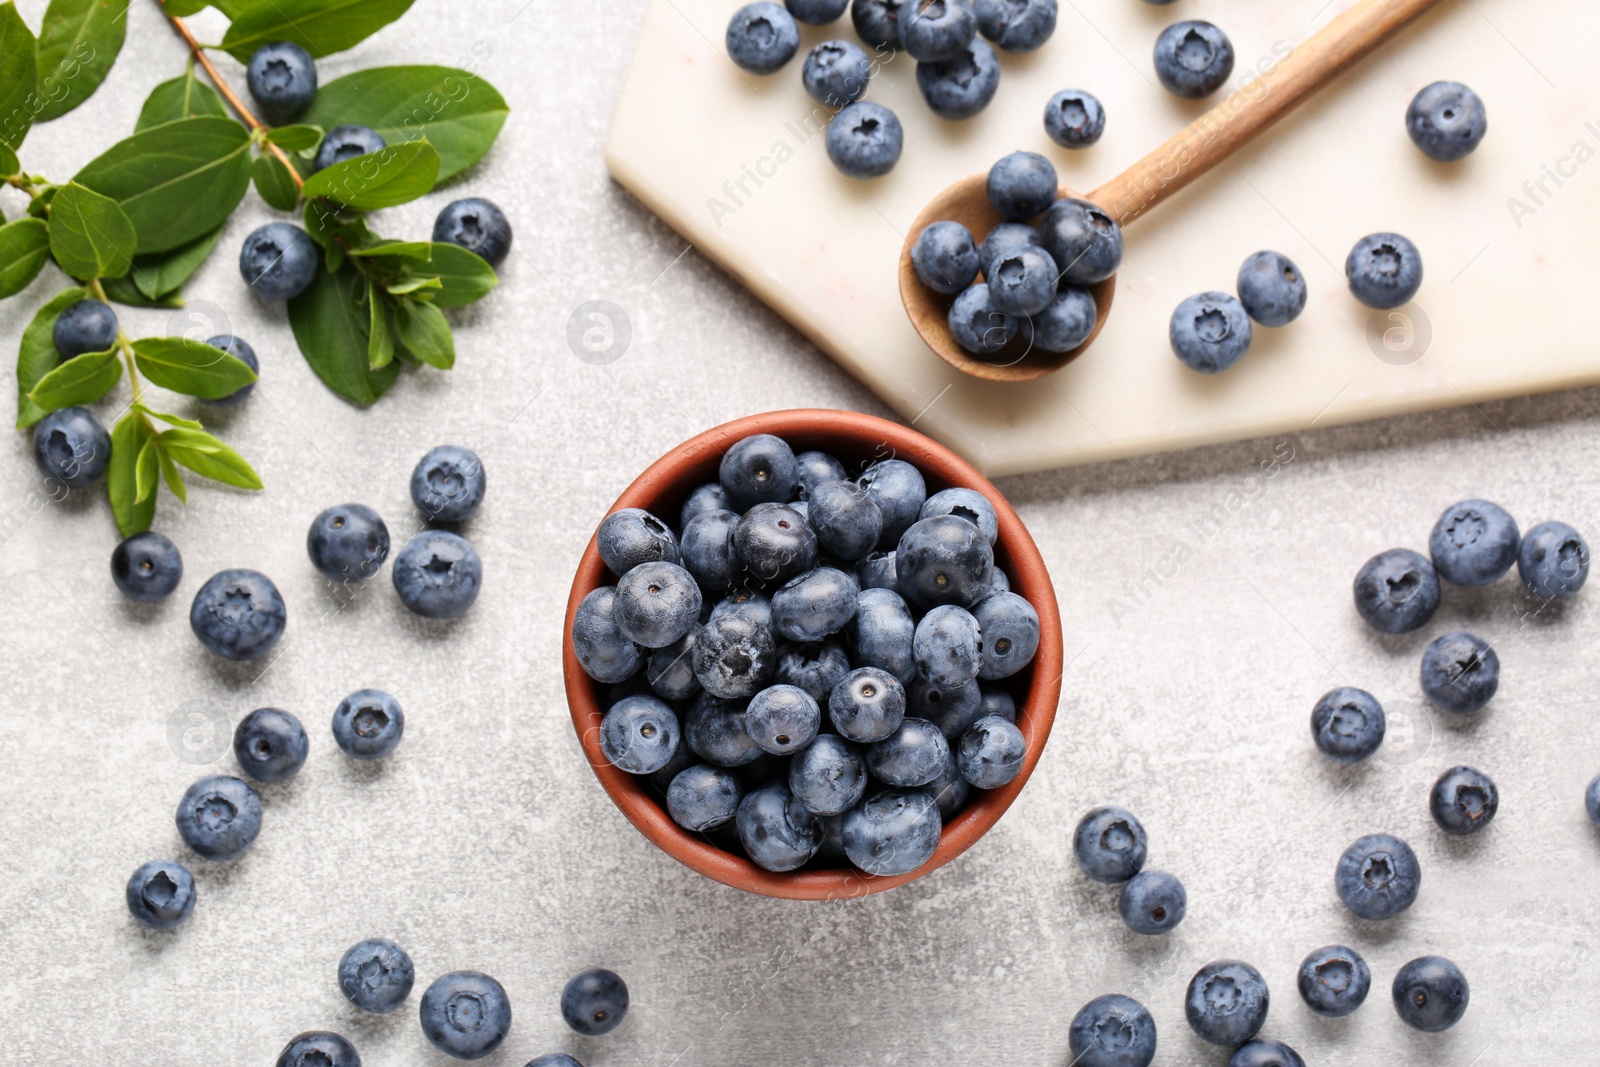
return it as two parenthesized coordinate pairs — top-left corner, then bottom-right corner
(87, 278), (146, 407)
(156, 2), (305, 191)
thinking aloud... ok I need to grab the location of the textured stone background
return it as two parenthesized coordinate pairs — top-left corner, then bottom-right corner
(1, 2), (1597, 1064)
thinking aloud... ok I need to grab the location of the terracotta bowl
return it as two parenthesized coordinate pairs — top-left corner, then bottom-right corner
(562, 409), (1063, 899)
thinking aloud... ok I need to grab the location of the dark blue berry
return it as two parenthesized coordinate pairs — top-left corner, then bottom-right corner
(1352, 547), (1440, 633)
(789, 733), (868, 814)
(1236, 251), (1306, 327)
(1074, 805), (1147, 883)
(1407, 81), (1486, 162)
(956, 713), (1024, 788)
(1430, 764), (1497, 835)
(807, 480), (884, 562)
(1430, 498), (1519, 586)
(974, 0), (1055, 51)
(916, 40), (1001, 120)
(307, 503), (390, 582)
(432, 197), (512, 268)
(852, 0), (903, 49)
(918, 745), (969, 816)
(1420, 630), (1498, 714)
(420, 970), (512, 1058)
(977, 682), (1015, 721)
(1310, 687), (1385, 763)
(736, 503), (817, 586)
(920, 487), (995, 544)
(201, 334), (258, 405)
(947, 283), (1020, 357)
(1228, 1040), (1305, 1067)
(239, 222), (317, 300)
(668, 763), (743, 830)
(1185, 959), (1269, 1046)
(986, 150), (1057, 221)
(727, 2), (801, 73)
(52, 298), (117, 357)
(1519, 520), (1589, 599)
(693, 612), (777, 699)
(1346, 232), (1422, 309)
(247, 41), (317, 124)
(614, 561), (701, 647)
(680, 509), (740, 592)
(745, 684), (821, 754)
(829, 666), (906, 742)
(125, 859), (196, 930)
(560, 968), (628, 1035)
(774, 640), (849, 702)
(1039, 197), (1122, 285)
(32, 406), (109, 487)
(1031, 287), (1097, 352)
(647, 632), (700, 700)
(1335, 833), (1420, 920)
(988, 245), (1059, 317)
(233, 707), (308, 783)
(974, 591), (1039, 678)
(803, 40), (873, 106)
(572, 587), (644, 683)
(853, 551), (899, 593)
(737, 783), (821, 870)
(913, 604), (981, 688)
(867, 716), (949, 787)
(276, 1032), (358, 1067)
(1392, 956), (1469, 1032)
(1119, 869), (1186, 935)
(411, 445), (486, 523)
(859, 458), (927, 547)
(176, 774), (262, 860)
(910, 677), (983, 737)
(841, 789), (941, 874)
(392, 530), (482, 618)
(896, 514), (994, 609)
(332, 688), (405, 760)
(111, 531), (183, 602)
(1154, 20), (1234, 98)
(1297, 944), (1370, 1017)
(773, 567), (860, 642)
(339, 938), (414, 1014)
(313, 124), (386, 172)
(898, 0), (977, 62)
(1068, 993), (1156, 1067)
(189, 568), (286, 660)
(913, 220), (981, 295)
(826, 100), (904, 177)
(789, 0), (848, 22)
(1044, 89), (1105, 148)
(525, 1057), (583, 1067)
(601, 694), (681, 773)
(847, 587), (916, 681)
(977, 221), (1040, 274)
(680, 482), (730, 527)
(1170, 291), (1252, 373)
(685, 693), (764, 767)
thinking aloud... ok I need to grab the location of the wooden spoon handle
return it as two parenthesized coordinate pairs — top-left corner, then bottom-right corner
(1089, 0), (1451, 226)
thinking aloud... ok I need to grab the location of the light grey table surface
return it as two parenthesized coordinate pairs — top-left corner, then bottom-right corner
(2, 2), (1597, 1065)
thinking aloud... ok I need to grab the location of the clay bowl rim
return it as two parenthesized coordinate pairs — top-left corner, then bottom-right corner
(898, 173), (1117, 384)
(562, 408), (1064, 901)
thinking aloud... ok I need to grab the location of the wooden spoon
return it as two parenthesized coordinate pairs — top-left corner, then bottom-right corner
(899, 0), (1453, 382)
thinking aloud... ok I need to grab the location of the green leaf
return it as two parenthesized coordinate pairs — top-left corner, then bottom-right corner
(0, 217), (51, 298)
(48, 182), (136, 279)
(301, 138), (438, 211)
(135, 69), (227, 132)
(33, 0), (129, 124)
(108, 409), (154, 536)
(16, 286), (87, 427)
(158, 426), (262, 490)
(301, 64), (508, 181)
(133, 430), (157, 503)
(155, 437), (186, 502)
(0, 3), (37, 150)
(287, 259), (398, 405)
(130, 225), (221, 300)
(221, 0), (414, 61)
(133, 404), (200, 429)
(251, 151), (300, 211)
(0, 143), (16, 177)
(264, 124), (322, 153)
(27, 346), (120, 410)
(394, 298), (454, 369)
(425, 243), (498, 307)
(130, 336), (257, 399)
(386, 275), (440, 296)
(348, 240), (432, 261)
(160, 0), (211, 15)
(366, 280), (393, 370)
(97, 273), (184, 308)
(74, 117), (252, 254)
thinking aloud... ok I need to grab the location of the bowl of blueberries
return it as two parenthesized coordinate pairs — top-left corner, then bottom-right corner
(563, 409), (1062, 898)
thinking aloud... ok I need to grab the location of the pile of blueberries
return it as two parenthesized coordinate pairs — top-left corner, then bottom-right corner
(109, 444), (487, 666)
(570, 432), (1042, 877)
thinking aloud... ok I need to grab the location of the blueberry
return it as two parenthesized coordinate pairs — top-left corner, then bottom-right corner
(987, 150), (1058, 221)
(1346, 232), (1422, 309)
(1429, 498), (1519, 586)
(737, 783), (821, 870)
(1420, 630), (1499, 714)
(847, 587), (916, 681)
(572, 587), (644, 683)
(974, 592), (1039, 679)
(789, 0), (848, 22)
(432, 197), (512, 267)
(1310, 687), (1385, 763)
(1228, 1040), (1306, 1067)
(647, 633), (700, 700)
(792, 451), (846, 496)
(125, 859), (196, 930)
(693, 611), (777, 699)
(826, 100), (904, 177)
(1236, 251), (1307, 327)
(829, 666), (907, 742)
(420, 970), (512, 1058)
(867, 716), (949, 786)
(1068, 993), (1156, 1067)
(977, 221), (1041, 274)
(1185, 959), (1269, 1046)
(855, 551), (900, 593)
(1407, 81), (1486, 162)
(685, 693), (765, 766)
(1352, 547), (1440, 633)
(1585, 773), (1600, 827)
(916, 40), (1001, 120)
(947, 284), (1021, 357)
(1044, 89), (1106, 148)
(977, 682), (1016, 722)
(974, 0), (1055, 51)
(1170, 291), (1252, 373)
(681, 509), (741, 592)
(333, 688), (405, 760)
(176, 774), (262, 860)
(1153, 20), (1234, 98)
(897, 514), (995, 609)
(339, 938), (415, 1014)
(1038, 197), (1123, 285)
(852, 0), (903, 49)
(898, 0), (977, 61)
(411, 445), (486, 523)
(1392, 956), (1469, 1032)
(1335, 832), (1420, 920)
(307, 503), (390, 583)
(773, 568), (861, 642)
(233, 707), (309, 783)
(239, 222), (317, 300)
(774, 640), (850, 701)
(313, 124), (386, 173)
(917, 745), (970, 816)
(727, 2), (802, 73)
(743, 684), (821, 755)
(711, 589), (774, 628)
(841, 789), (941, 875)
(1430, 764), (1498, 835)
(647, 732), (695, 791)
(189, 568), (286, 660)
(666, 763), (742, 830)
(918, 490), (995, 549)
(201, 334), (259, 405)
(525, 1057), (584, 1067)
(736, 503), (818, 585)
(32, 406), (109, 487)
(790, 733), (870, 815)
(247, 41), (317, 124)
(987, 246), (1060, 317)
(1519, 520), (1590, 600)
(806, 480), (884, 563)
(111, 531), (183, 602)
(910, 677), (983, 737)
(803, 40), (873, 106)
(1297, 944), (1371, 1017)
(392, 530), (482, 619)
(276, 1032), (359, 1067)
(1031, 287), (1098, 352)
(1119, 869), (1186, 935)
(859, 458), (927, 546)
(681, 482), (731, 527)
(1073, 805), (1147, 883)
(614, 561), (702, 648)
(601, 694), (682, 773)
(52, 298), (117, 357)
(955, 713), (1024, 788)
(913, 604), (981, 688)
(913, 220), (982, 295)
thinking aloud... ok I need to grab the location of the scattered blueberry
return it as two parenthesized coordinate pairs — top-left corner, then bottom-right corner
(789, 0), (848, 22)
(842, 789), (941, 875)
(1031, 287), (1098, 352)
(693, 611), (777, 699)
(803, 40), (873, 106)
(1430, 764), (1498, 835)
(111, 531), (183, 602)
(1068, 993), (1156, 1067)
(852, 0), (903, 48)
(789, 733), (868, 814)
(912, 220), (981, 295)
(525, 1057), (584, 1067)
(1170, 291), (1253, 373)
(737, 783), (821, 870)
(1420, 630), (1499, 714)
(247, 41), (317, 124)
(125, 859), (196, 930)
(773, 567), (860, 642)
(898, 0), (978, 62)
(727, 2), (801, 74)
(1352, 547), (1440, 633)
(392, 530), (482, 619)
(1519, 520), (1590, 600)
(1297, 944), (1371, 1018)
(867, 716), (949, 786)
(826, 100), (904, 177)
(897, 514), (995, 609)
(189, 568), (287, 661)
(1585, 773), (1600, 828)
(52, 298), (117, 357)
(411, 445), (486, 523)
(32, 406), (109, 488)
(1074, 805), (1147, 883)
(175, 774), (262, 860)
(1039, 197), (1123, 285)
(736, 503), (817, 585)
(332, 688), (405, 760)
(420, 970), (512, 1058)
(1392, 955), (1469, 1032)
(432, 198), (513, 268)
(307, 503), (390, 583)
(848, 587), (917, 681)
(276, 1032), (359, 1067)
(1429, 498), (1519, 586)
(1153, 20), (1234, 98)
(829, 666), (907, 742)
(974, 591), (1039, 678)
(1236, 251), (1306, 327)
(1310, 687), (1386, 763)
(860, 458), (927, 546)
(239, 222), (318, 300)
(1407, 81), (1487, 162)
(233, 707), (309, 783)
(1119, 869), (1186, 935)
(201, 334), (258, 405)
(916, 40), (1001, 120)
(573, 587), (644, 683)
(1335, 832), (1420, 920)
(313, 124), (386, 172)
(668, 763), (743, 830)
(601, 694), (682, 773)
(339, 938), (415, 1014)
(1228, 1040), (1306, 1067)
(947, 283), (1021, 357)
(614, 561), (702, 648)
(987, 150), (1058, 221)
(1044, 89), (1106, 148)
(1346, 232), (1423, 309)
(1185, 959), (1269, 1046)
(974, 0), (1056, 52)
(956, 714), (1024, 788)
